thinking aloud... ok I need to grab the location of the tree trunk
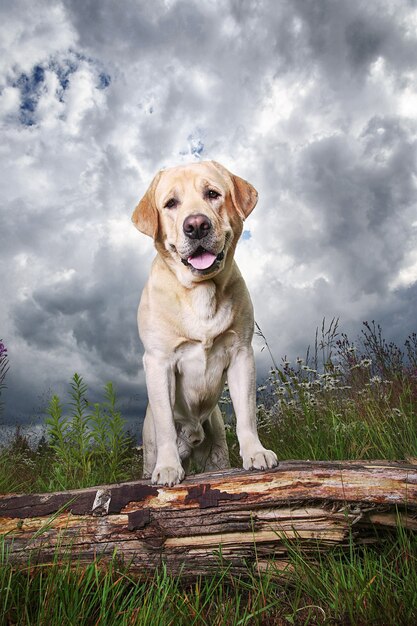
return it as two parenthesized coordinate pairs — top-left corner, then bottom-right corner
(1, 461), (416, 578)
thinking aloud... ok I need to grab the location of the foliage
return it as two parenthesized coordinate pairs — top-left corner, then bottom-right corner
(1, 530), (416, 625)
(1, 319), (416, 489)
(45, 373), (134, 490)
(252, 318), (417, 462)
(0, 429), (52, 493)
(1, 321), (417, 623)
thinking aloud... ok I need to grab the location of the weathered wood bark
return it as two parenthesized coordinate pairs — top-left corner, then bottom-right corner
(1, 461), (417, 578)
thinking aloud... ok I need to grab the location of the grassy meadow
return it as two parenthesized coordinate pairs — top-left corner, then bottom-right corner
(1, 320), (417, 625)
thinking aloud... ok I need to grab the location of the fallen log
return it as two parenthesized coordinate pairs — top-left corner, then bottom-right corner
(1, 460), (417, 578)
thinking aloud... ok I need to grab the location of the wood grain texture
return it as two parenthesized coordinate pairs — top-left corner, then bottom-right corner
(1, 461), (416, 577)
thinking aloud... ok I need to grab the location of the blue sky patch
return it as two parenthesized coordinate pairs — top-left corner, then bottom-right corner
(187, 131), (205, 157)
(15, 65), (45, 125)
(98, 72), (111, 89)
(50, 57), (78, 100)
(242, 230), (251, 240)
(13, 55), (111, 125)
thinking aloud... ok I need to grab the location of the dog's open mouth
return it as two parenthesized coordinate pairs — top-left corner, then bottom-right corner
(182, 247), (224, 271)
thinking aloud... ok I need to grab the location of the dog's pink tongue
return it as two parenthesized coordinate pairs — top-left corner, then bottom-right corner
(188, 251), (217, 270)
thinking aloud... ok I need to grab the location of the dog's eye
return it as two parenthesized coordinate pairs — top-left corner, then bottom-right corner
(206, 189), (221, 200)
(164, 198), (178, 209)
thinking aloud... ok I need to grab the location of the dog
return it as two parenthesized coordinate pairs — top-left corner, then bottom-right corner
(132, 161), (278, 486)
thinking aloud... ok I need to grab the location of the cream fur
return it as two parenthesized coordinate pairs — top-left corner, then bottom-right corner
(132, 161), (278, 486)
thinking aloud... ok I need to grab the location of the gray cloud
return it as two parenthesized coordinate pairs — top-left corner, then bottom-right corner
(1, 0), (416, 435)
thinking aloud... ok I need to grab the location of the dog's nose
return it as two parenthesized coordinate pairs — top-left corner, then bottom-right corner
(183, 214), (212, 240)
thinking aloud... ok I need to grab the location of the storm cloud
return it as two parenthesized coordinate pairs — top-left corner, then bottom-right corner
(1, 0), (416, 434)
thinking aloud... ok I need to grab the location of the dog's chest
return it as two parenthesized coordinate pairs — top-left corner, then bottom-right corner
(173, 285), (236, 416)
(174, 333), (233, 419)
(176, 332), (234, 376)
(179, 282), (234, 344)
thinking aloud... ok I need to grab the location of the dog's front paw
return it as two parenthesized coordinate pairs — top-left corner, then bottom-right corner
(151, 464), (185, 487)
(242, 447), (278, 471)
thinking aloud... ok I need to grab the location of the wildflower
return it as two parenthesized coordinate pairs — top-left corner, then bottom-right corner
(0, 342), (7, 357)
(370, 375), (382, 384)
(360, 359), (372, 368)
(296, 357), (303, 365)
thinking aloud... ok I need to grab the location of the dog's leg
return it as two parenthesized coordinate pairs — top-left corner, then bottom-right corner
(142, 405), (157, 479)
(191, 406), (231, 472)
(143, 353), (185, 486)
(228, 346), (278, 470)
(203, 406), (231, 471)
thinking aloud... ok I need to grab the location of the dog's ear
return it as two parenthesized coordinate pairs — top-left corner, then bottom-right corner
(211, 161), (258, 220)
(131, 171), (162, 239)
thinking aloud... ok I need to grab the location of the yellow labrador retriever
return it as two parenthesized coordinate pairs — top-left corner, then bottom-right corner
(132, 161), (278, 486)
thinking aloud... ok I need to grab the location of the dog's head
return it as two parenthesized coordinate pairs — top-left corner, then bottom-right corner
(132, 161), (258, 283)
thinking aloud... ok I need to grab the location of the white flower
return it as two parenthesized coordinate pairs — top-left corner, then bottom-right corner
(370, 375), (382, 384)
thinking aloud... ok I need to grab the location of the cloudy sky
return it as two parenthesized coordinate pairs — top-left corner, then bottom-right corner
(1, 0), (417, 435)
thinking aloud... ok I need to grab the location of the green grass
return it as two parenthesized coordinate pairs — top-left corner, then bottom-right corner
(1, 319), (417, 624)
(1, 532), (416, 625)
(252, 318), (417, 463)
(0, 374), (143, 494)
